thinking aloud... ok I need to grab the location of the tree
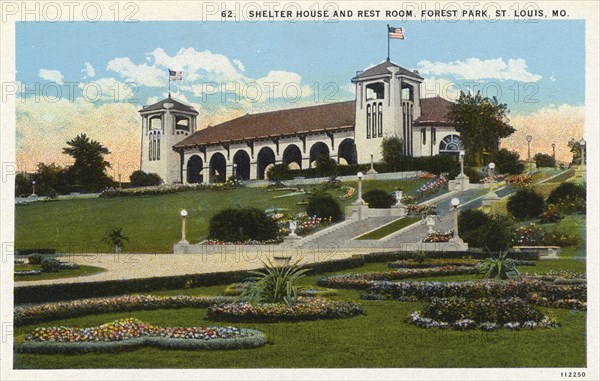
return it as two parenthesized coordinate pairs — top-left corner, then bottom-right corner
(507, 188), (545, 220)
(533, 153), (556, 168)
(266, 164), (294, 182)
(381, 136), (404, 171)
(448, 92), (515, 167)
(363, 189), (396, 208)
(102, 227), (129, 254)
(314, 153), (338, 178)
(129, 170), (162, 187)
(568, 139), (584, 165)
(306, 191), (343, 222)
(491, 149), (525, 175)
(63, 133), (112, 192)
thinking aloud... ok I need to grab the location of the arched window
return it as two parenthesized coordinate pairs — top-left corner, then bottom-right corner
(439, 134), (464, 153)
(366, 104), (371, 139)
(149, 136), (153, 161)
(378, 103), (383, 137)
(156, 134), (160, 160)
(371, 104), (377, 138)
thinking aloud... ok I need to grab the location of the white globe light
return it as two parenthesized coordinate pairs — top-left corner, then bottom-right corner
(451, 198), (460, 207)
(489, 162), (496, 170)
(180, 209), (188, 217)
(357, 172), (363, 179)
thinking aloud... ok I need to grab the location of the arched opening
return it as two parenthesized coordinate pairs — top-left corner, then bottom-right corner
(257, 147), (276, 180)
(282, 144), (302, 170)
(186, 155), (203, 184)
(309, 142), (330, 168)
(209, 152), (227, 183)
(338, 139), (357, 165)
(439, 134), (464, 155)
(232, 150), (251, 180)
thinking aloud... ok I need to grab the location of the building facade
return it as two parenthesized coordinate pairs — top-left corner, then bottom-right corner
(139, 60), (464, 184)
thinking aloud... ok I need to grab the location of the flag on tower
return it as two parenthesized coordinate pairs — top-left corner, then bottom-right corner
(388, 27), (405, 40)
(169, 69), (183, 80)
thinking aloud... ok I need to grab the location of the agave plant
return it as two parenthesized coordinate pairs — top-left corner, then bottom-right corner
(102, 227), (129, 254)
(478, 249), (520, 280)
(237, 258), (310, 305)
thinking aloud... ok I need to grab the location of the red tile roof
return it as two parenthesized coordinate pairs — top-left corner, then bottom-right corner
(174, 101), (355, 149)
(415, 96), (454, 126)
(174, 96), (454, 149)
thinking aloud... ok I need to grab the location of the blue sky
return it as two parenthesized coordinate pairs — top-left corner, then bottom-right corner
(17, 20), (585, 113)
(15, 20), (586, 172)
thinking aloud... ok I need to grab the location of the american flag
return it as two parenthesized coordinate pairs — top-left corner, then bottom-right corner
(169, 69), (183, 80)
(388, 27), (405, 40)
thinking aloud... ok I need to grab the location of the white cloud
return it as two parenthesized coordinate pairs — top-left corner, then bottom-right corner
(417, 57), (542, 82)
(82, 62), (95, 78)
(38, 69), (64, 85)
(233, 59), (246, 72)
(420, 77), (462, 101)
(149, 47), (242, 82)
(106, 57), (164, 87)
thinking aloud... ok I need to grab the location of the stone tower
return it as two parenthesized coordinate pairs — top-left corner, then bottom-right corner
(351, 59), (424, 163)
(139, 97), (199, 184)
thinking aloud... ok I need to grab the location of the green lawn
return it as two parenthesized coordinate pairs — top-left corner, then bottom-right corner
(356, 217), (421, 240)
(14, 264), (106, 282)
(13, 254), (586, 369)
(15, 179), (427, 253)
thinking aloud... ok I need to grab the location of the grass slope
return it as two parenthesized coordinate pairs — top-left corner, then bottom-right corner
(15, 179), (427, 253)
(356, 217), (421, 240)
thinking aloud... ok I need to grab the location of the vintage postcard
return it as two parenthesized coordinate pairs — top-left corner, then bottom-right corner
(1, 1), (598, 380)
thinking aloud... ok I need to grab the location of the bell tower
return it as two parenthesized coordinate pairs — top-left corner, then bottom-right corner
(351, 60), (423, 163)
(139, 97), (199, 184)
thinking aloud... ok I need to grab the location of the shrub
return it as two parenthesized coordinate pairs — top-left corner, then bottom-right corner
(458, 211), (513, 251)
(507, 188), (545, 220)
(314, 154), (338, 178)
(306, 191), (343, 222)
(238, 259), (311, 305)
(539, 205), (563, 223)
(266, 164), (294, 182)
(533, 153), (556, 168)
(209, 207), (278, 242)
(491, 149), (525, 175)
(362, 189), (396, 208)
(129, 170), (162, 187)
(27, 253), (46, 265)
(547, 182), (586, 205)
(40, 257), (61, 272)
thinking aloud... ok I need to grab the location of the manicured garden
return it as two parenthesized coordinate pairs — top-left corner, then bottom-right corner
(14, 250), (586, 369)
(15, 178), (429, 253)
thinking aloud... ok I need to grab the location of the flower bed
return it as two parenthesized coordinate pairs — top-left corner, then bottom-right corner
(317, 265), (480, 290)
(100, 182), (242, 198)
(206, 297), (363, 323)
(407, 297), (559, 331)
(224, 282), (338, 297)
(416, 176), (447, 199)
(362, 278), (586, 310)
(507, 175), (532, 187)
(14, 294), (234, 326)
(407, 203), (437, 216)
(16, 318), (264, 354)
(199, 238), (283, 245)
(387, 258), (480, 269)
(423, 230), (453, 243)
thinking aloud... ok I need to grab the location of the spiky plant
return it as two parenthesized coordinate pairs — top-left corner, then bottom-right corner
(102, 227), (129, 254)
(478, 249), (520, 280)
(237, 258), (310, 305)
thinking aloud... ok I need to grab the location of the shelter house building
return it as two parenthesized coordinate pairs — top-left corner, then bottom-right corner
(139, 60), (464, 184)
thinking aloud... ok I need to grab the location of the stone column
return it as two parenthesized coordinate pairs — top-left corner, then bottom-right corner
(250, 162), (258, 180)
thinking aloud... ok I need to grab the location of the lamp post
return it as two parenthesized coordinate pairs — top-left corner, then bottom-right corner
(31, 180), (36, 197)
(551, 143), (556, 163)
(180, 209), (188, 244)
(354, 172), (364, 205)
(233, 163), (237, 180)
(459, 150), (465, 177)
(526, 135), (533, 161)
(450, 197), (461, 242)
(488, 162), (496, 179)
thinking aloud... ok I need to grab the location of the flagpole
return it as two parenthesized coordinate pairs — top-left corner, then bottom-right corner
(387, 24), (390, 61)
(168, 71), (171, 98)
